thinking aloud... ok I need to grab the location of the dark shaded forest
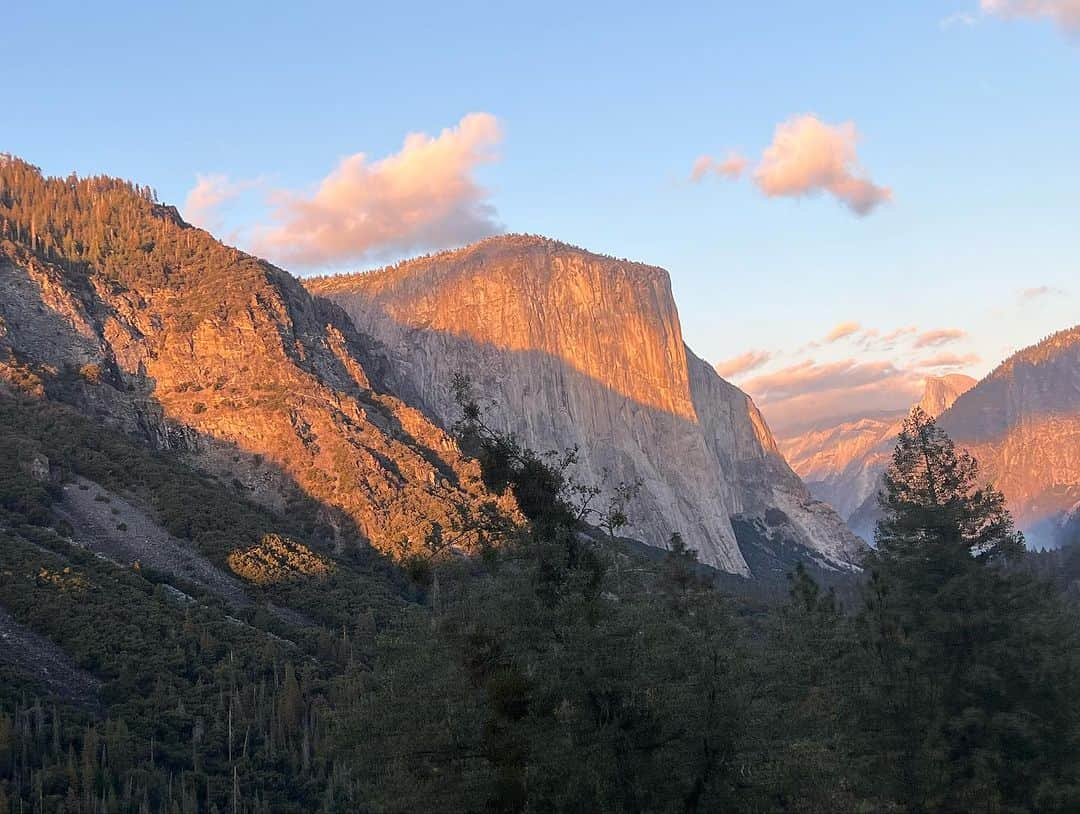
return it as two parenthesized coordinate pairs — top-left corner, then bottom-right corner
(4, 388), (1080, 812)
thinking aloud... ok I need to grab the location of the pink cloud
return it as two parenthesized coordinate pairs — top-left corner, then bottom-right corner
(917, 352), (981, 368)
(981, 0), (1080, 33)
(754, 115), (892, 215)
(858, 325), (920, 352)
(183, 174), (253, 231)
(742, 358), (921, 434)
(714, 350), (771, 379)
(254, 112), (503, 268)
(881, 325), (919, 342)
(1019, 285), (1067, 301)
(913, 328), (967, 348)
(742, 358), (907, 403)
(824, 321), (862, 343)
(690, 152), (749, 182)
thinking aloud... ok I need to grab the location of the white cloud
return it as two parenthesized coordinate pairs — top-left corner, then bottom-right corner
(940, 11), (979, 28)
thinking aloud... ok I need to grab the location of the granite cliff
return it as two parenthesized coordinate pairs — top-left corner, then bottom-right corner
(309, 236), (863, 575)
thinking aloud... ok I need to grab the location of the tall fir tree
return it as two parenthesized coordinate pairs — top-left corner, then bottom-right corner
(857, 408), (1080, 813)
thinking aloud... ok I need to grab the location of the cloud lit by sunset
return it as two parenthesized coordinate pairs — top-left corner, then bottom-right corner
(252, 113), (504, 268)
(725, 319), (988, 433)
(825, 321), (863, 343)
(690, 152), (748, 182)
(714, 349), (771, 378)
(753, 115), (892, 215)
(184, 174), (253, 232)
(981, 0), (1080, 33)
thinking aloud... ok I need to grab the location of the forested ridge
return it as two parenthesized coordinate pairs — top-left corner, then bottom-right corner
(2, 159), (1080, 812)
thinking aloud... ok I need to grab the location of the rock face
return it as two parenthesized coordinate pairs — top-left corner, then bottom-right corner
(936, 327), (1080, 548)
(919, 374), (979, 418)
(779, 374), (976, 539)
(778, 412), (903, 522)
(309, 235), (863, 575)
(0, 160), (513, 559)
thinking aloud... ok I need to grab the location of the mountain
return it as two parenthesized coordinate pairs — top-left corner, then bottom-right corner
(0, 157), (499, 810)
(0, 157), (514, 562)
(779, 374), (976, 538)
(0, 158), (864, 811)
(918, 373), (979, 417)
(308, 235), (863, 576)
(784, 329), (1080, 548)
(935, 327), (1080, 548)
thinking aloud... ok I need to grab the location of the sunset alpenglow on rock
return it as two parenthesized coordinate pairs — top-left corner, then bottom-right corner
(2, 2), (1079, 812)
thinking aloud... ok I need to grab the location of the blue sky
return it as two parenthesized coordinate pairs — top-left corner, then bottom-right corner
(6, 0), (1078, 432)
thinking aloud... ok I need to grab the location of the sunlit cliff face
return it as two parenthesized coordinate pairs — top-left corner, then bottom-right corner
(311, 235), (700, 422)
(310, 234), (864, 575)
(0, 221), (517, 564)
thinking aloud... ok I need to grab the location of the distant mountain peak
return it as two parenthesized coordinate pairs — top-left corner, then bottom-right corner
(917, 373), (977, 418)
(781, 328), (1080, 547)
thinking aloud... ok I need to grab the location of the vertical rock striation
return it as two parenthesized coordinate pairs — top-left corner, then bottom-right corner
(309, 235), (863, 574)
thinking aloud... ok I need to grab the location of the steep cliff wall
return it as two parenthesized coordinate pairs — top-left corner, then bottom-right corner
(309, 236), (863, 574)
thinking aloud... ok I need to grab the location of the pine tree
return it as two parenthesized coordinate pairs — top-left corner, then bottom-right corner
(858, 409), (1080, 812)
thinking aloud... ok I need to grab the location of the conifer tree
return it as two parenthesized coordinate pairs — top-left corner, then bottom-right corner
(858, 409), (1080, 812)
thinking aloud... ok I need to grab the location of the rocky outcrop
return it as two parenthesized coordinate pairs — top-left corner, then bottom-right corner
(779, 375), (976, 540)
(0, 605), (102, 709)
(778, 412), (901, 522)
(309, 235), (863, 575)
(0, 164), (515, 561)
